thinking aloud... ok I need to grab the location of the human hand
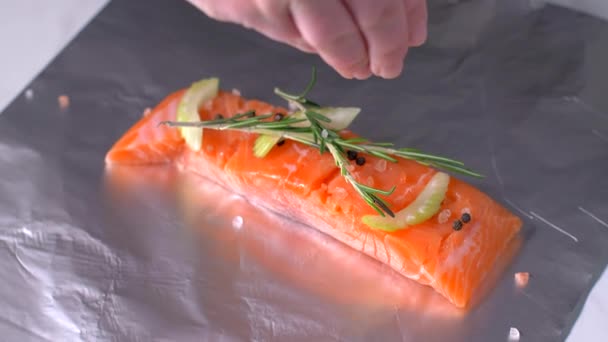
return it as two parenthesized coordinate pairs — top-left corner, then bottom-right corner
(187, 0), (428, 80)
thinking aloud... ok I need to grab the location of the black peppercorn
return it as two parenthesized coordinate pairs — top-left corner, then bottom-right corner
(276, 139), (286, 147)
(453, 220), (464, 231)
(347, 150), (358, 161)
(461, 213), (471, 223)
(214, 113), (224, 120)
(356, 156), (366, 166)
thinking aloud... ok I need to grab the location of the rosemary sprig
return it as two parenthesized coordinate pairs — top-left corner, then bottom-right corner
(160, 67), (483, 217)
(326, 143), (396, 217)
(272, 77), (398, 217)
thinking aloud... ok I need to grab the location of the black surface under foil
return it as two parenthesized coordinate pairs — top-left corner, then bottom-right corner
(1, 0), (607, 341)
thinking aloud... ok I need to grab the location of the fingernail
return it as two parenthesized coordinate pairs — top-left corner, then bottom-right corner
(339, 71), (354, 80)
(350, 57), (371, 80)
(377, 62), (403, 79)
(353, 69), (372, 80)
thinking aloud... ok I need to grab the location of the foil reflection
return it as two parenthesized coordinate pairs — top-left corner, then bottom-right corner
(102, 164), (522, 337)
(106, 167), (458, 295)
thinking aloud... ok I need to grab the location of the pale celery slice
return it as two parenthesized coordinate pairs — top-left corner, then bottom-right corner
(252, 107), (360, 158)
(362, 172), (450, 232)
(176, 78), (219, 151)
(253, 134), (281, 158)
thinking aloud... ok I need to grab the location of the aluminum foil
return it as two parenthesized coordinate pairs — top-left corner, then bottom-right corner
(1, 0), (607, 341)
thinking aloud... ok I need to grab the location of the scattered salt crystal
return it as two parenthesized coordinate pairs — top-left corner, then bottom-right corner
(20, 226), (33, 237)
(284, 163), (297, 174)
(231, 88), (241, 96)
(508, 327), (520, 341)
(24, 89), (34, 100)
(461, 207), (471, 215)
(514, 272), (530, 288)
(321, 129), (329, 139)
(374, 159), (387, 172)
(438, 209), (452, 224)
(58, 95), (70, 109)
(142, 107), (152, 117)
(366, 176), (374, 187)
(332, 187), (348, 200)
(232, 216), (243, 230)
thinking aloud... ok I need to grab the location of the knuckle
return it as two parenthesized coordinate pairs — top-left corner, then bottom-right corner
(312, 28), (350, 50)
(360, 5), (402, 33)
(352, 0), (399, 26)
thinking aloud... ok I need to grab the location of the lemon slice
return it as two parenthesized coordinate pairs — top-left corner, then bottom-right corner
(362, 172), (450, 232)
(315, 107), (360, 130)
(176, 78), (219, 151)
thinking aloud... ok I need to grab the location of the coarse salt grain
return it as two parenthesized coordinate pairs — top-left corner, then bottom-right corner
(58, 95), (70, 109)
(25, 89), (34, 100)
(508, 327), (520, 341)
(438, 209), (451, 224)
(142, 107), (152, 117)
(231, 88), (241, 96)
(461, 207), (471, 215)
(366, 176), (374, 187)
(20, 226), (33, 237)
(284, 163), (297, 174)
(514, 272), (530, 288)
(332, 187), (348, 200)
(321, 129), (329, 138)
(375, 159), (387, 172)
(232, 216), (243, 230)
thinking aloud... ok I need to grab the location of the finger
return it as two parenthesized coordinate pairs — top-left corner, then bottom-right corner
(346, 0), (409, 79)
(406, 0), (428, 47)
(252, 0), (316, 53)
(188, 0), (315, 54)
(186, 0), (248, 23)
(290, 0), (370, 79)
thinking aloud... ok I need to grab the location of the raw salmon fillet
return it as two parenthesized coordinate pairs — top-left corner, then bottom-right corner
(105, 89), (522, 308)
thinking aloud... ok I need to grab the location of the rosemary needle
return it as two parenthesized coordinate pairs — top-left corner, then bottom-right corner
(161, 67), (483, 217)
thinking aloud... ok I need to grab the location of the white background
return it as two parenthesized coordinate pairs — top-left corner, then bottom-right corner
(0, 1), (606, 341)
